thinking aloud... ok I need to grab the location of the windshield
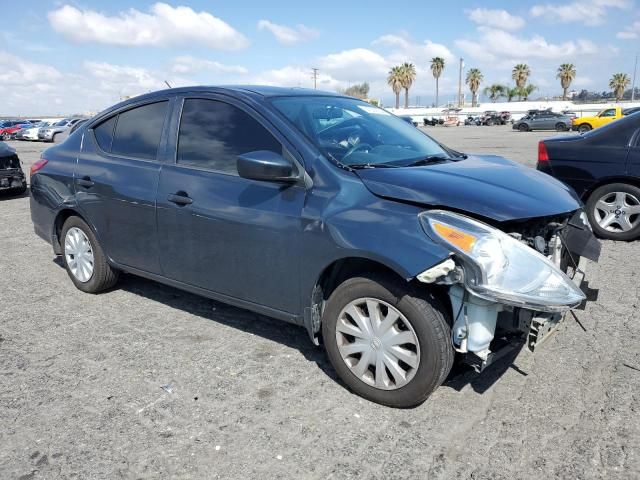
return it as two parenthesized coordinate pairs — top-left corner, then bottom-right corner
(53, 119), (68, 127)
(270, 96), (450, 167)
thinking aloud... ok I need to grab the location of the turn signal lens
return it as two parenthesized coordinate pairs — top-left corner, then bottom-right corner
(30, 158), (48, 178)
(433, 222), (477, 253)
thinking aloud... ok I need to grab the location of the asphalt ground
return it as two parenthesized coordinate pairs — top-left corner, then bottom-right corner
(1, 125), (638, 479)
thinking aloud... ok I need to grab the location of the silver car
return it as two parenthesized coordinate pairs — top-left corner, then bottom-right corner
(38, 118), (83, 142)
(513, 112), (573, 132)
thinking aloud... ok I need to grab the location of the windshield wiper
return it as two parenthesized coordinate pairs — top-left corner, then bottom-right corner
(348, 163), (399, 170)
(403, 155), (451, 167)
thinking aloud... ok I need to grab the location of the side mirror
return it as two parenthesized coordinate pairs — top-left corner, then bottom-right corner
(237, 150), (298, 183)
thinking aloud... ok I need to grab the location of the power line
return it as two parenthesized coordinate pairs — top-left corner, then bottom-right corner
(311, 68), (319, 89)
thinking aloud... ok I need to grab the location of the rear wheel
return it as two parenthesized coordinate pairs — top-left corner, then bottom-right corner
(586, 183), (640, 240)
(322, 273), (453, 408)
(578, 123), (592, 133)
(555, 123), (568, 132)
(518, 123), (529, 132)
(61, 216), (119, 292)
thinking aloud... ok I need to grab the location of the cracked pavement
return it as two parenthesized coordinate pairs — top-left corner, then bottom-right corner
(1, 126), (638, 479)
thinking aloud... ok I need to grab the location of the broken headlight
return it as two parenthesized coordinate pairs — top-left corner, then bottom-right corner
(420, 210), (585, 312)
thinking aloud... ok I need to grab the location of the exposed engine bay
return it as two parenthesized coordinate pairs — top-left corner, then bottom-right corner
(0, 148), (27, 192)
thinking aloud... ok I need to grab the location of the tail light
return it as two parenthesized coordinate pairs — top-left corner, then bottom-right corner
(30, 158), (48, 178)
(538, 142), (549, 163)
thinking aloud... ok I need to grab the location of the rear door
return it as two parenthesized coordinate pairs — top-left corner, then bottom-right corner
(76, 99), (171, 274)
(156, 95), (306, 313)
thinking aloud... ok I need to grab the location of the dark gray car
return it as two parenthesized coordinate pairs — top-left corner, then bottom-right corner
(514, 112), (572, 132)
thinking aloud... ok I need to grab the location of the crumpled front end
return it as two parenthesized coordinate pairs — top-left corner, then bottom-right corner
(0, 152), (26, 192)
(417, 209), (600, 371)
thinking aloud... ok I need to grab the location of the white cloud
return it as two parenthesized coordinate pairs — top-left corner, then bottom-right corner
(467, 8), (525, 30)
(170, 56), (248, 75)
(317, 48), (389, 79)
(617, 21), (640, 39)
(373, 35), (455, 65)
(257, 20), (318, 45)
(252, 66), (343, 90)
(0, 51), (61, 86)
(456, 27), (600, 62)
(48, 3), (249, 50)
(530, 0), (632, 26)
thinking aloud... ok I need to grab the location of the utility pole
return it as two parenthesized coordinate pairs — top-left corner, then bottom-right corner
(311, 68), (319, 89)
(458, 58), (464, 107)
(632, 53), (638, 102)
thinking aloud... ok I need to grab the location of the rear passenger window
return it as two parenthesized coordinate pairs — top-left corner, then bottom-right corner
(177, 98), (281, 174)
(111, 101), (168, 160)
(93, 116), (116, 152)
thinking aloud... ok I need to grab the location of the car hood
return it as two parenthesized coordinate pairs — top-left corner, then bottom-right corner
(0, 141), (16, 157)
(355, 154), (581, 222)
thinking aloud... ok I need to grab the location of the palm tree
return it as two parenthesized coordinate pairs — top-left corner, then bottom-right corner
(512, 64), (531, 100)
(430, 57), (445, 107)
(609, 73), (631, 101)
(505, 87), (520, 102)
(387, 66), (403, 109)
(483, 84), (505, 102)
(465, 68), (483, 107)
(400, 62), (416, 109)
(522, 84), (537, 101)
(557, 63), (576, 101)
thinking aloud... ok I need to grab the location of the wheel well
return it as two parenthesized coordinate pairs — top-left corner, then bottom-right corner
(582, 177), (640, 202)
(310, 257), (452, 334)
(52, 209), (86, 253)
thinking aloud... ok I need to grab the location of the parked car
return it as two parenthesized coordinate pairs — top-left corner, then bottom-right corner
(464, 115), (481, 126)
(16, 121), (52, 141)
(562, 110), (578, 120)
(537, 110), (640, 240)
(423, 116), (442, 126)
(38, 118), (82, 142)
(513, 112), (573, 132)
(572, 106), (624, 132)
(31, 86), (597, 407)
(480, 111), (505, 126)
(55, 119), (88, 143)
(0, 141), (26, 195)
(0, 120), (32, 140)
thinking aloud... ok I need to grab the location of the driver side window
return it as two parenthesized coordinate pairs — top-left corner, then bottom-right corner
(600, 109), (616, 117)
(177, 98), (283, 175)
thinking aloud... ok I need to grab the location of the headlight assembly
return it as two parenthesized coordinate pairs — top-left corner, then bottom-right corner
(420, 210), (585, 312)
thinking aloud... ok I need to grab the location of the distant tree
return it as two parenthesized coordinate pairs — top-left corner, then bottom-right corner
(387, 66), (403, 109)
(506, 87), (520, 102)
(512, 64), (531, 100)
(609, 73), (631, 101)
(483, 84), (505, 102)
(465, 68), (483, 107)
(342, 82), (370, 99)
(557, 63), (576, 101)
(522, 84), (537, 101)
(400, 63), (416, 108)
(430, 57), (445, 107)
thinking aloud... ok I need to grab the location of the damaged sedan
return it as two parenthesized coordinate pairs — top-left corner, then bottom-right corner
(0, 141), (27, 195)
(30, 87), (599, 407)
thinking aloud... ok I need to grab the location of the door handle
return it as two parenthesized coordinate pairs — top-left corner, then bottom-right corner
(167, 193), (193, 205)
(77, 176), (94, 188)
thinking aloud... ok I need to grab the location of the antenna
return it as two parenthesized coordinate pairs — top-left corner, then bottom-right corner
(164, 80), (172, 89)
(311, 68), (319, 89)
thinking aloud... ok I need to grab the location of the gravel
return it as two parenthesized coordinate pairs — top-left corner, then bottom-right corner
(1, 127), (638, 479)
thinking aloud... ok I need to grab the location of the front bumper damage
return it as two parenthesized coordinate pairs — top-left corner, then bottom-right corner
(421, 210), (600, 372)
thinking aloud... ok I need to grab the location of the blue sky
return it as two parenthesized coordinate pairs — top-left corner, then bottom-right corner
(1, 0), (639, 115)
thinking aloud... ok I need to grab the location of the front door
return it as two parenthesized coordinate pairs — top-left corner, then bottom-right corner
(156, 96), (305, 314)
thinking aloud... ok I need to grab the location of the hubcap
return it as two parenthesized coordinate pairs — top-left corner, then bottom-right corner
(64, 227), (95, 282)
(335, 298), (420, 391)
(593, 192), (640, 233)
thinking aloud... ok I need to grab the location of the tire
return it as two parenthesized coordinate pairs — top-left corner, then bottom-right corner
(486, 120), (494, 126)
(586, 183), (640, 241)
(51, 133), (58, 143)
(555, 123), (568, 132)
(60, 216), (119, 293)
(518, 123), (529, 132)
(578, 123), (592, 133)
(322, 273), (454, 408)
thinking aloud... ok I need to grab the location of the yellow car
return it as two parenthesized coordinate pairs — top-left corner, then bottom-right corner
(572, 106), (623, 132)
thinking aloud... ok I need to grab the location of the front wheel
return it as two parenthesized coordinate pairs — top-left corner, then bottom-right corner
(61, 216), (119, 292)
(578, 123), (592, 133)
(518, 123), (529, 132)
(322, 274), (453, 408)
(555, 123), (568, 132)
